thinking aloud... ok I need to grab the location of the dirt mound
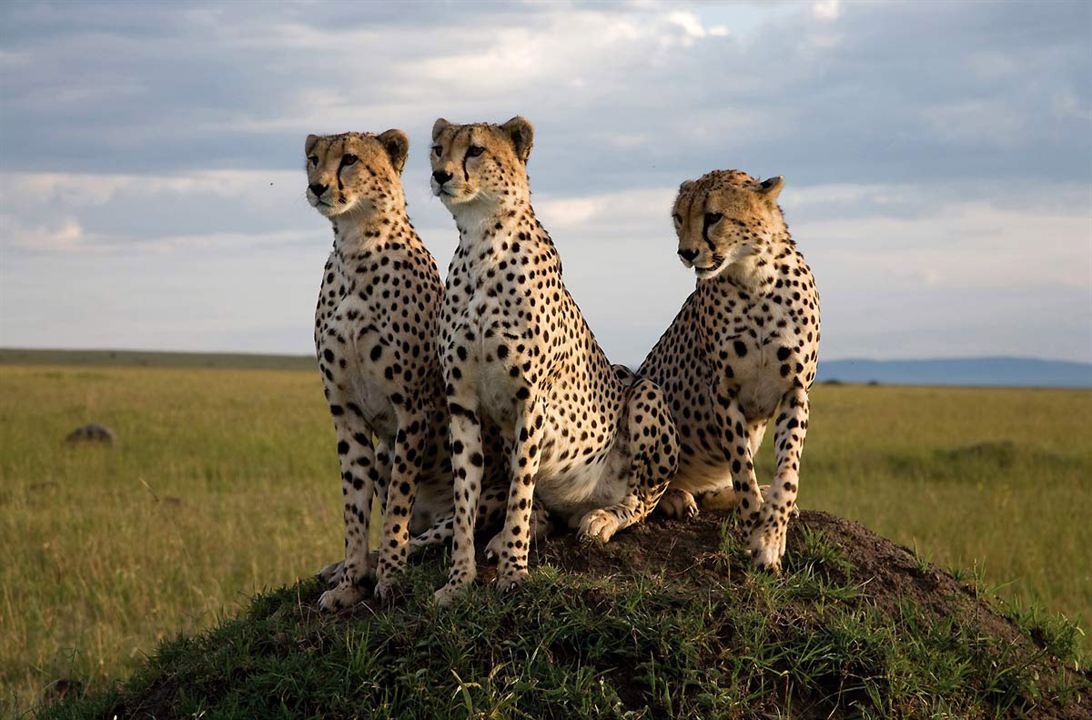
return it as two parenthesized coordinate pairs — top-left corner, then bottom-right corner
(526, 510), (1089, 719)
(534, 510), (1017, 644)
(43, 510), (1090, 720)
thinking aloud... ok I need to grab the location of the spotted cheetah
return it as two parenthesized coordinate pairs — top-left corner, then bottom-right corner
(639, 170), (820, 572)
(305, 130), (518, 609)
(429, 116), (679, 605)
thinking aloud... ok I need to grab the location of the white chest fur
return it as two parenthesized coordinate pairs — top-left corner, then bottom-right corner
(702, 275), (797, 422)
(319, 275), (399, 442)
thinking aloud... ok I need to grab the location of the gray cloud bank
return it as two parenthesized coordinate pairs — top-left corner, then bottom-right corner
(1, 1), (1089, 363)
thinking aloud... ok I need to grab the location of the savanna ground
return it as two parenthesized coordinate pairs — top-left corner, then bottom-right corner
(1, 353), (1089, 716)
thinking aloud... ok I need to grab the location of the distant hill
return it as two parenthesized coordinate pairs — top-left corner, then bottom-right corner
(818, 357), (1092, 388)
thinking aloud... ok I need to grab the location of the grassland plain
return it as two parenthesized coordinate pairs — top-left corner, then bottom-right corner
(1, 358), (1089, 716)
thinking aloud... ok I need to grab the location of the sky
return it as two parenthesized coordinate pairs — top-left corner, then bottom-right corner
(1, 0), (1090, 366)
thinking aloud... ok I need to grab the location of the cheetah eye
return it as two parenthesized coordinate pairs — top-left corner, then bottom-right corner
(432, 144), (442, 157)
(672, 213), (682, 226)
(704, 212), (723, 226)
(307, 155), (318, 166)
(467, 145), (485, 158)
(341, 153), (358, 167)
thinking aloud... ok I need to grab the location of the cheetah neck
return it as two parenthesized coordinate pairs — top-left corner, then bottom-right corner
(329, 204), (413, 258)
(713, 236), (793, 294)
(452, 195), (541, 256)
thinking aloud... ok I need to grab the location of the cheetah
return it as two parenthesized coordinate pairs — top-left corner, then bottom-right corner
(429, 116), (679, 604)
(639, 170), (820, 572)
(305, 130), (518, 609)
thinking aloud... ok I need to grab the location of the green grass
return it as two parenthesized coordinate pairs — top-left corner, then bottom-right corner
(0, 348), (314, 370)
(0, 364), (341, 716)
(795, 383), (1092, 628)
(1, 360), (1090, 716)
(33, 520), (1089, 719)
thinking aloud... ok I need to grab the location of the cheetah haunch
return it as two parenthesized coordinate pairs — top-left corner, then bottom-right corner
(304, 130), (516, 609)
(640, 170), (820, 572)
(429, 116), (679, 605)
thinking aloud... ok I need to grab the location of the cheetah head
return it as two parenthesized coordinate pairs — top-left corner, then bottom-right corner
(429, 116), (533, 210)
(672, 170), (785, 280)
(304, 130), (409, 219)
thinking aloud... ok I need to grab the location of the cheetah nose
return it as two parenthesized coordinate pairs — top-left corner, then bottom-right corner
(678, 248), (699, 262)
(432, 169), (453, 185)
(308, 182), (328, 198)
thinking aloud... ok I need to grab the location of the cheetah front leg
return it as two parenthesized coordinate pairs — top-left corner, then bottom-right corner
(749, 387), (809, 572)
(579, 379), (679, 543)
(373, 410), (428, 602)
(491, 399), (545, 593)
(317, 405), (383, 612)
(484, 500), (552, 560)
(696, 419), (769, 512)
(710, 389), (769, 566)
(434, 397), (485, 607)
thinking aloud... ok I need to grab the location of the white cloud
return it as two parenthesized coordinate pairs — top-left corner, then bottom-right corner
(663, 10), (736, 47)
(0, 169), (317, 260)
(537, 187), (674, 231)
(812, 0), (842, 22)
(667, 11), (706, 38)
(0, 170), (301, 208)
(800, 200), (1092, 290)
(1, 215), (86, 252)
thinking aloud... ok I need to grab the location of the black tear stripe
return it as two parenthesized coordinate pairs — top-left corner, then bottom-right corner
(459, 127), (473, 182)
(702, 211), (717, 253)
(336, 137), (346, 192)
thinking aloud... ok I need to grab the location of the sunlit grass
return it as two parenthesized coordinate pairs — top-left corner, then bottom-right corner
(1, 364), (1089, 714)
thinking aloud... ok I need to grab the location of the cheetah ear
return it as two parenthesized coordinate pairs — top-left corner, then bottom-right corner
(377, 129), (409, 175)
(758, 176), (784, 201)
(501, 116), (534, 163)
(678, 179), (696, 194)
(432, 118), (451, 141)
(305, 134), (319, 154)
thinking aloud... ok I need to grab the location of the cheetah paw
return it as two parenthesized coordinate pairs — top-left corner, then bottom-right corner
(577, 509), (620, 545)
(658, 488), (699, 520)
(748, 530), (784, 574)
(410, 533), (439, 551)
(496, 567), (529, 595)
(483, 531), (506, 562)
(374, 577), (404, 605)
(318, 580), (369, 612)
(316, 560), (344, 587)
(433, 580), (469, 608)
